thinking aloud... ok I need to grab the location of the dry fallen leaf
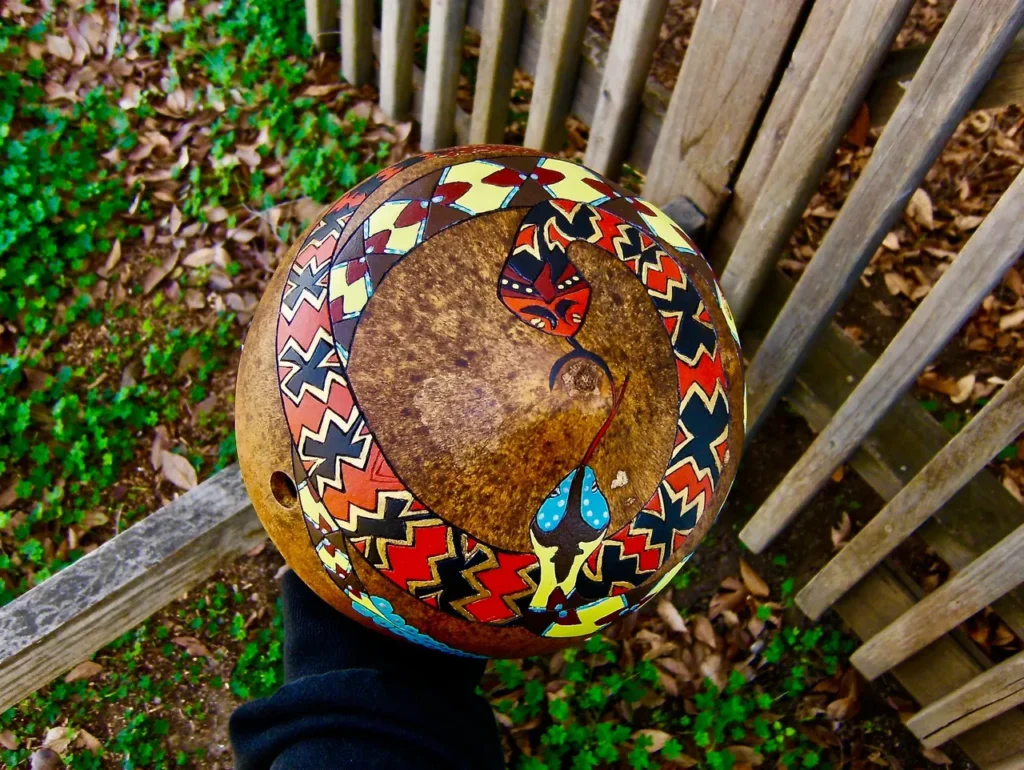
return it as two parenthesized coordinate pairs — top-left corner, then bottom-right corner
(740, 559), (770, 598)
(142, 252), (180, 295)
(691, 614), (717, 649)
(726, 745), (763, 766)
(46, 34), (74, 60)
(1000, 308), (1024, 331)
(73, 729), (102, 754)
(884, 271), (912, 297)
(161, 451), (198, 490)
(171, 636), (212, 658)
(950, 374), (976, 404)
(831, 512), (852, 550)
(922, 747), (952, 765)
(954, 213), (984, 231)
(906, 188), (935, 229)
(657, 599), (687, 634)
(633, 728), (673, 752)
(0, 730), (19, 750)
(882, 231), (900, 251)
(42, 727), (71, 755)
(64, 660), (103, 683)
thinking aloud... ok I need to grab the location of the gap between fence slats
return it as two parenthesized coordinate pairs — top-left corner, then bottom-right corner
(421, 0), (469, 150)
(582, 0), (668, 177)
(643, 0), (808, 218)
(868, 31), (1024, 128)
(379, 0), (417, 120)
(797, 361), (1024, 619)
(716, 0), (913, 326)
(469, 0), (524, 144)
(707, 0), (846, 273)
(0, 465), (262, 714)
(907, 648), (1024, 748)
(742, 0), (1024, 434)
(740, 169), (1024, 553)
(851, 521), (1024, 680)
(341, 0), (374, 86)
(305, 0), (338, 50)
(523, 0), (591, 151)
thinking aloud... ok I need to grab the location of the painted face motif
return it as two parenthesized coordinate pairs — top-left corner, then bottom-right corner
(498, 259), (591, 336)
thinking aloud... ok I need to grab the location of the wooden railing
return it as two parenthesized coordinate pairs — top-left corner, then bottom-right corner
(3, 0), (1024, 765)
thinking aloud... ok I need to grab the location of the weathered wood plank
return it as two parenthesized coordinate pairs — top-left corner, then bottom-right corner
(469, 0), (524, 144)
(421, 0), (469, 150)
(706, 0), (847, 273)
(715, 0), (913, 326)
(379, 0), (417, 120)
(741, 169), (1024, 554)
(798, 361), (1024, 620)
(643, 0), (807, 217)
(991, 753), (1024, 770)
(851, 522), (1024, 681)
(742, 0), (1024, 433)
(867, 32), (1024, 128)
(523, 0), (591, 151)
(835, 564), (1024, 766)
(341, 0), (374, 86)
(305, 0), (338, 50)
(907, 648), (1024, 748)
(0, 465), (263, 714)
(582, 0), (667, 177)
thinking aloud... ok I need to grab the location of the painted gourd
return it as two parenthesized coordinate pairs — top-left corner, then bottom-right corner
(235, 145), (745, 658)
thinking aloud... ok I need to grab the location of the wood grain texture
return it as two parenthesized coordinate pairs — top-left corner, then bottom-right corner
(421, 0), (469, 150)
(469, 0), (524, 144)
(851, 522), (1024, 681)
(0, 465), (263, 714)
(834, 564), (1024, 766)
(907, 649), (1024, 748)
(380, 0), (417, 120)
(798, 361), (1024, 620)
(643, 0), (807, 215)
(742, 0), (1024, 434)
(305, 0), (338, 50)
(716, 0), (914, 327)
(741, 169), (1024, 554)
(582, 0), (668, 177)
(991, 753), (1024, 770)
(341, 0), (374, 86)
(744, 268), (1024, 644)
(867, 31), (1024, 128)
(523, 0), (591, 151)
(707, 0), (846, 274)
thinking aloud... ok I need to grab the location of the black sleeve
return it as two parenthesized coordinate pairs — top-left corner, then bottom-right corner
(229, 570), (505, 770)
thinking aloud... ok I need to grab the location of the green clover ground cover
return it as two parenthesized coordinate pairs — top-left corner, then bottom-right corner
(0, 0), (384, 605)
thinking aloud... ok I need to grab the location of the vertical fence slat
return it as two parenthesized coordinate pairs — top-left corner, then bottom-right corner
(850, 522), (1024, 680)
(421, 0), (469, 150)
(469, 0), (524, 144)
(306, 0), (338, 50)
(380, 0), (417, 120)
(742, 0), (1024, 434)
(707, 0), (847, 273)
(907, 649), (1024, 748)
(643, 0), (808, 216)
(796, 357), (1024, 618)
(716, 0), (914, 326)
(523, 0), (591, 151)
(582, 0), (668, 177)
(341, 0), (374, 86)
(739, 169), (1024, 554)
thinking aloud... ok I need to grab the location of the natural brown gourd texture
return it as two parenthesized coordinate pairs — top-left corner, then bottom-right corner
(236, 145), (744, 658)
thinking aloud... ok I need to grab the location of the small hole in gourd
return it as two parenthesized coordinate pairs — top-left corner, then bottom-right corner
(270, 471), (298, 508)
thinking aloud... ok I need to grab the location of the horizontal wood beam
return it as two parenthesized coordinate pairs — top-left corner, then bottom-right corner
(0, 465), (262, 714)
(907, 648), (1024, 748)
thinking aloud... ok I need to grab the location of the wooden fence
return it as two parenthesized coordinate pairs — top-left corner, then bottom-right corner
(3, 0), (1024, 765)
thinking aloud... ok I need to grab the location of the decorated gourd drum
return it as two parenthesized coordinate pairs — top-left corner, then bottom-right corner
(236, 146), (744, 658)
